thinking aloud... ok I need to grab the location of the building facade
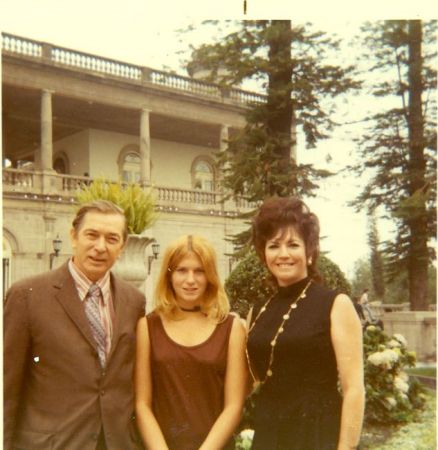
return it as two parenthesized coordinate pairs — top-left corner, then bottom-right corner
(2, 33), (264, 300)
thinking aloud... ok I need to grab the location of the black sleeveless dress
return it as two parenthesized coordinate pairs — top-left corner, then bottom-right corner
(246, 277), (342, 450)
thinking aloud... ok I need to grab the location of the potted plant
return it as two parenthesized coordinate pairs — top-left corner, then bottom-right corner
(76, 179), (159, 290)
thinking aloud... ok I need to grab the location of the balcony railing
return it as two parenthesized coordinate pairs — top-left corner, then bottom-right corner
(2, 168), (35, 190)
(2, 32), (266, 106)
(2, 168), (256, 212)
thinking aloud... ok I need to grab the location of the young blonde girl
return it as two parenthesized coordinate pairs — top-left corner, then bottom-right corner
(135, 235), (247, 450)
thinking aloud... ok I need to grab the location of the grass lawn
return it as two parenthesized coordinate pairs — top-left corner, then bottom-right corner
(406, 367), (436, 378)
(360, 390), (436, 450)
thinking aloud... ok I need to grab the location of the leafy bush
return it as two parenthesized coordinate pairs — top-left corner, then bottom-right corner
(76, 179), (158, 235)
(225, 251), (351, 316)
(363, 325), (426, 424)
(225, 251), (272, 317)
(318, 254), (352, 296)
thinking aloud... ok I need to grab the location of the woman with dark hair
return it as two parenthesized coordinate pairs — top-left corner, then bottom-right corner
(246, 197), (364, 450)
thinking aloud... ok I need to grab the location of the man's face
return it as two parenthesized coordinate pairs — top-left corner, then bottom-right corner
(70, 211), (126, 281)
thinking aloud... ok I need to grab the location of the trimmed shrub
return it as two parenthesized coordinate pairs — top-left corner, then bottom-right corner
(318, 254), (351, 296)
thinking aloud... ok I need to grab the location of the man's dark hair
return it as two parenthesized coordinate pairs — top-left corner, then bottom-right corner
(72, 200), (128, 242)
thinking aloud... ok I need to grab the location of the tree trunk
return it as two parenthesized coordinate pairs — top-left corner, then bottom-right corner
(407, 20), (429, 311)
(266, 20), (294, 195)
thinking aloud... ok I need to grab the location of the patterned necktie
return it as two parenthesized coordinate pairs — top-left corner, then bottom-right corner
(85, 284), (107, 367)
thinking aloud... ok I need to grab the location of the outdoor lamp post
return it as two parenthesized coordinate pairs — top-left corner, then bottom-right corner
(50, 234), (62, 269)
(147, 241), (160, 275)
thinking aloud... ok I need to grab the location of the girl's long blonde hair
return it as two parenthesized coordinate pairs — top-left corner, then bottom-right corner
(154, 235), (230, 322)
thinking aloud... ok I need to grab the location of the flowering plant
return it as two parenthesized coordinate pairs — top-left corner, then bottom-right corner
(363, 325), (426, 424)
(235, 429), (254, 450)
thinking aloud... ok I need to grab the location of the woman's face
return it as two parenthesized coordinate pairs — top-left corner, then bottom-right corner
(264, 226), (308, 287)
(171, 252), (208, 308)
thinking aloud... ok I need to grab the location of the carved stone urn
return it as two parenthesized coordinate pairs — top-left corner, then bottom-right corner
(113, 234), (154, 293)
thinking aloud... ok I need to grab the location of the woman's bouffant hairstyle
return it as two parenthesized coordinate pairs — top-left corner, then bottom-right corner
(154, 235), (230, 322)
(252, 197), (320, 279)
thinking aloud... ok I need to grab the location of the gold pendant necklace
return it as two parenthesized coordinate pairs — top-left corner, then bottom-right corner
(246, 280), (312, 385)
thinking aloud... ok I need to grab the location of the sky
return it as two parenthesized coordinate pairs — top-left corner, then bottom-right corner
(1, 0), (435, 279)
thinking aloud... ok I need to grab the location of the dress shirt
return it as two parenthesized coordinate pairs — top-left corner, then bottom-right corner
(68, 259), (115, 355)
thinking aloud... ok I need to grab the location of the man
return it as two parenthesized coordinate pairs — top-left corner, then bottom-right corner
(359, 288), (375, 323)
(4, 200), (146, 450)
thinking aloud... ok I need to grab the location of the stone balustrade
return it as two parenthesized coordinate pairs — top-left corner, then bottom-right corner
(59, 173), (94, 192)
(2, 168), (35, 190)
(2, 32), (266, 106)
(156, 186), (218, 205)
(369, 302), (411, 318)
(2, 168), (256, 213)
(51, 47), (141, 80)
(2, 33), (42, 57)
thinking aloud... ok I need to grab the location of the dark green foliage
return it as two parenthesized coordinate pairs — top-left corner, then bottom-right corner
(350, 20), (437, 310)
(350, 259), (372, 300)
(186, 20), (358, 250)
(225, 251), (273, 317)
(225, 251), (351, 317)
(387, 265), (437, 306)
(351, 258), (436, 305)
(317, 254), (352, 296)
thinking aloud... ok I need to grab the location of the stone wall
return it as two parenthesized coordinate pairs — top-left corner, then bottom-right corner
(382, 311), (436, 362)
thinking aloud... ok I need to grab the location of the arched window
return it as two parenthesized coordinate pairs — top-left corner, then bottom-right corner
(122, 153), (141, 183)
(53, 152), (70, 174)
(191, 157), (215, 191)
(118, 145), (142, 183)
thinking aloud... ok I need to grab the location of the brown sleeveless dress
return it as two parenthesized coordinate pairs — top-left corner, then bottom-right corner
(147, 312), (235, 450)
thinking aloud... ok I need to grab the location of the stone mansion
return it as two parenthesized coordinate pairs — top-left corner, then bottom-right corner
(2, 32), (265, 299)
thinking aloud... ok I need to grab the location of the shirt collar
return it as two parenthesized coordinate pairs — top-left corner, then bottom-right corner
(68, 258), (111, 304)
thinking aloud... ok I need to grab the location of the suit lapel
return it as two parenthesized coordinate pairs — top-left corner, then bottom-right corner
(53, 264), (97, 351)
(107, 274), (126, 364)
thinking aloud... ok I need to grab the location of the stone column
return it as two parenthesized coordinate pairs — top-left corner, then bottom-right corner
(219, 124), (230, 210)
(139, 108), (151, 185)
(40, 89), (54, 171)
(219, 124), (231, 180)
(220, 124), (229, 152)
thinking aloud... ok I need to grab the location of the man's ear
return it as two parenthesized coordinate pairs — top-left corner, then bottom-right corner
(70, 228), (77, 249)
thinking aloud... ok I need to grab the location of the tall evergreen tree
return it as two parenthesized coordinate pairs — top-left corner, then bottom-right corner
(186, 20), (359, 249)
(350, 20), (436, 310)
(350, 258), (372, 298)
(367, 213), (386, 300)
